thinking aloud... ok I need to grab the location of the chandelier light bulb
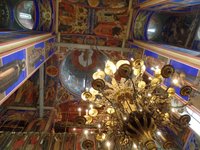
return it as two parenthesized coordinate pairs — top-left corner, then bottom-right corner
(138, 81), (146, 89)
(105, 60), (117, 75)
(85, 109), (89, 116)
(89, 104), (93, 109)
(116, 59), (130, 69)
(78, 107), (82, 116)
(157, 131), (162, 136)
(155, 68), (161, 75)
(172, 78), (179, 85)
(73, 128), (76, 131)
(106, 141), (111, 147)
(81, 91), (93, 101)
(97, 124), (101, 128)
(93, 70), (105, 80)
(171, 108), (175, 112)
(133, 143), (137, 148)
(89, 87), (98, 95)
(151, 67), (155, 71)
(84, 129), (89, 135)
(123, 116), (127, 120)
(141, 65), (146, 72)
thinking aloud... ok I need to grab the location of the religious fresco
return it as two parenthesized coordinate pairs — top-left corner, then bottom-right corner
(0, 36), (56, 105)
(92, 7), (128, 39)
(143, 50), (169, 76)
(2, 71), (39, 107)
(60, 0), (128, 8)
(59, 2), (89, 34)
(0, 50), (27, 96)
(160, 15), (196, 48)
(133, 10), (200, 53)
(44, 55), (59, 106)
(164, 60), (199, 101)
(45, 38), (57, 58)
(0, 131), (77, 149)
(61, 34), (123, 47)
(0, 0), (10, 28)
(130, 45), (144, 59)
(133, 10), (154, 41)
(0, 41), (57, 107)
(184, 132), (200, 150)
(59, 1), (129, 47)
(0, 109), (50, 132)
(27, 42), (45, 75)
(60, 49), (108, 97)
(37, 0), (54, 31)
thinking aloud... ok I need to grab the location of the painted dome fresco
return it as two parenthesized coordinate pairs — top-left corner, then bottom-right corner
(60, 49), (107, 96)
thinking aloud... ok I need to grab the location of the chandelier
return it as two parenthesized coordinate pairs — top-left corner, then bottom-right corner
(81, 58), (192, 149)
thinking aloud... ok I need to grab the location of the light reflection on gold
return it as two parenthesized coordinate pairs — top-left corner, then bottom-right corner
(89, 108), (98, 117)
(106, 107), (115, 114)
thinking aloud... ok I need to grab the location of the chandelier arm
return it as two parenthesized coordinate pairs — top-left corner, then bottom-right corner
(134, 116), (153, 140)
(130, 78), (136, 92)
(101, 92), (127, 116)
(101, 92), (113, 105)
(115, 110), (125, 127)
(125, 99), (133, 112)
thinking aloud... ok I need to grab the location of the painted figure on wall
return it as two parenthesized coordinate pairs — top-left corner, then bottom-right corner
(161, 16), (191, 47)
(59, 3), (88, 34)
(93, 9), (128, 39)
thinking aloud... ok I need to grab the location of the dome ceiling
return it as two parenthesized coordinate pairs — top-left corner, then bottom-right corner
(60, 49), (107, 96)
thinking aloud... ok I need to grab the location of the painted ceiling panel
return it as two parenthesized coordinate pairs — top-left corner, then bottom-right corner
(59, 0), (129, 47)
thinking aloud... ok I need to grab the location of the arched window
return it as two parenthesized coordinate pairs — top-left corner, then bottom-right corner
(15, 0), (35, 29)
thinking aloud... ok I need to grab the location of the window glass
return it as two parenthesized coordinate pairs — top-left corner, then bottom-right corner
(16, 1), (35, 29)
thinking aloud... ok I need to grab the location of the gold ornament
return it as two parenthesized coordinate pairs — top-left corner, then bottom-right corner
(89, 108), (98, 117)
(106, 107), (115, 114)
(180, 86), (192, 96)
(92, 70), (105, 80)
(118, 64), (132, 78)
(96, 133), (106, 141)
(132, 59), (144, 69)
(92, 79), (105, 91)
(161, 65), (175, 78)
